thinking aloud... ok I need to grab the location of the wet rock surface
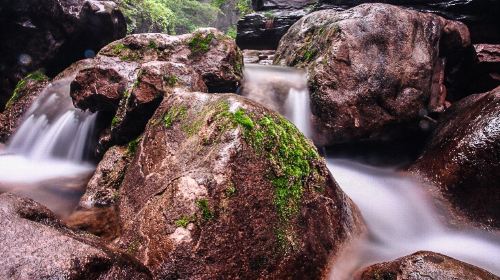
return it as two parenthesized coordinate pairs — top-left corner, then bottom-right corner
(356, 251), (500, 280)
(111, 90), (363, 279)
(68, 28), (242, 150)
(0, 0), (126, 110)
(243, 49), (276, 65)
(0, 72), (49, 142)
(253, 0), (316, 10)
(274, 3), (474, 145)
(0, 193), (151, 279)
(409, 86), (500, 229)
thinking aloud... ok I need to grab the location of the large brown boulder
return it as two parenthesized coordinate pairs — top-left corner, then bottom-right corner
(0, 71), (49, 142)
(409, 86), (500, 229)
(0, 0), (126, 110)
(356, 251), (499, 280)
(472, 44), (500, 92)
(274, 4), (474, 145)
(110, 90), (363, 279)
(0, 193), (151, 279)
(68, 29), (243, 151)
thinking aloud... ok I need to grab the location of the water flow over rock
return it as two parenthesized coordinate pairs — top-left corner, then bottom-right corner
(326, 160), (500, 279)
(242, 64), (313, 138)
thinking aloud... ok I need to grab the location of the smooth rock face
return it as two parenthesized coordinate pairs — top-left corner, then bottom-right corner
(69, 29), (242, 149)
(0, 74), (49, 143)
(0, 0), (126, 110)
(274, 4), (473, 145)
(114, 90), (363, 279)
(409, 86), (500, 229)
(0, 193), (151, 279)
(356, 251), (500, 280)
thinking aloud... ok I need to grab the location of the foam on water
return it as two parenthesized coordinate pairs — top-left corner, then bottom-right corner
(327, 159), (500, 278)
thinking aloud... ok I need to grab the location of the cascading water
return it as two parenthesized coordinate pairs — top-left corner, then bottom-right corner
(241, 64), (500, 278)
(242, 64), (313, 138)
(0, 79), (97, 216)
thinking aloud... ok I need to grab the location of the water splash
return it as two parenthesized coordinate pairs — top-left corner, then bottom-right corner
(327, 159), (500, 278)
(242, 64), (313, 138)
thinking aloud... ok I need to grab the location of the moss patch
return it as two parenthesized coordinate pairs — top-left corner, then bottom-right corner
(111, 43), (141, 61)
(163, 74), (178, 87)
(174, 216), (193, 228)
(127, 136), (142, 154)
(196, 199), (214, 221)
(188, 32), (215, 56)
(6, 70), (48, 108)
(163, 105), (187, 128)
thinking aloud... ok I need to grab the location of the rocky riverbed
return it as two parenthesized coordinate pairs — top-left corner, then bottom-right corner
(0, 0), (499, 279)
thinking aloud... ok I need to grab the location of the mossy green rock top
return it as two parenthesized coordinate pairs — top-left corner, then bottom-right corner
(114, 89), (363, 279)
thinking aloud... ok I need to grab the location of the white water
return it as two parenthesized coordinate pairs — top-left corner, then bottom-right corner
(241, 65), (500, 277)
(327, 160), (500, 278)
(242, 64), (313, 138)
(0, 79), (96, 216)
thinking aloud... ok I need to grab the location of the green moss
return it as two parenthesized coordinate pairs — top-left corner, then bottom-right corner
(233, 108), (254, 129)
(148, 40), (158, 49)
(111, 43), (141, 61)
(6, 70), (48, 108)
(226, 26), (237, 39)
(225, 182), (237, 197)
(263, 11), (275, 20)
(163, 74), (178, 87)
(174, 216), (193, 228)
(188, 32), (215, 56)
(111, 115), (121, 127)
(164, 106), (187, 128)
(303, 48), (318, 62)
(127, 136), (142, 154)
(196, 199), (214, 221)
(112, 43), (128, 55)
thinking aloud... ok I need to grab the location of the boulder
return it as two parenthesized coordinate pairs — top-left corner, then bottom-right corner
(0, 0), (126, 110)
(274, 4), (474, 145)
(252, 0), (316, 10)
(237, 9), (308, 50)
(316, 0), (500, 44)
(409, 86), (500, 229)
(113, 90), (363, 278)
(0, 193), (151, 279)
(68, 29), (242, 150)
(0, 71), (49, 142)
(356, 251), (499, 280)
(471, 44), (500, 92)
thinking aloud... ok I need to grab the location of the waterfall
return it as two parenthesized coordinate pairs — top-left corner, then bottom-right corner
(242, 64), (313, 138)
(0, 79), (97, 216)
(6, 79), (97, 162)
(327, 160), (500, 278)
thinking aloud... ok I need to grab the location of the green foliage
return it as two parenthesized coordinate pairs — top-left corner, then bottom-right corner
(111, 115), (121, 127)
(127, 137), (142, 155)
(303, 48), (318, 62)
(196, 199), (214, 221)
(233, 108), (254, 129)
(236, 0), (253, 15)
(119, 0), (220, 34)
(188, 32), (216, 55)
(226, 26), (237, 39)
(6, 70), (47, 108)
(163, 106), (187, 128)
(163, 74), (178, 87)
(175, 216), (193, 228)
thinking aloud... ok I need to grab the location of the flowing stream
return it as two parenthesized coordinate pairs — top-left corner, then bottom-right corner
(243, 64), (500, 278)
(0, 79), (96, 216)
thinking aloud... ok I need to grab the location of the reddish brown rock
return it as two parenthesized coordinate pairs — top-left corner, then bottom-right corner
(409, 86), (500, 229)
(274, 4), (474, 145)
(0, 72), (49, 142)
(356, 251), (499, 280)
(113, 90), (363, 279)
(0, 193), (151, 279)
(68, 29), (243, 150)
